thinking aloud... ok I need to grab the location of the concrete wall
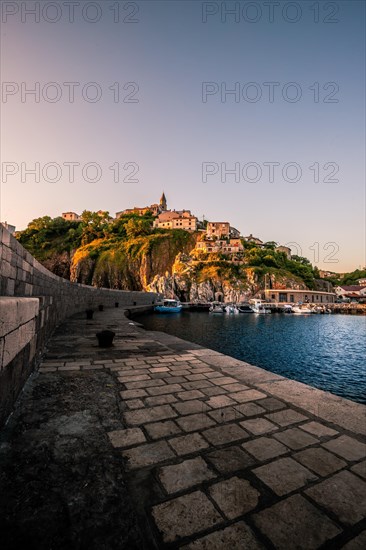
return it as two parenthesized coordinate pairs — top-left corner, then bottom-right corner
(0, 225), (157, 425)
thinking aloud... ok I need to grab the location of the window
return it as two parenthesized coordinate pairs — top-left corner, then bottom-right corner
(279, 293), (288, 302)
(290, 294), (294, 302)
(272, 294), (275, 300)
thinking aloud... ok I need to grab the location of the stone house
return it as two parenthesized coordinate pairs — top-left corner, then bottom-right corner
(153, 210), (197, 231)
(62, 212), (82, 222)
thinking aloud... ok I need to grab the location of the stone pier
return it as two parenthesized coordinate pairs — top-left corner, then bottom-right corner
(0, 306), (365, 549)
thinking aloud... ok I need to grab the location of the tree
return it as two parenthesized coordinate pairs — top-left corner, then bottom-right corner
(125, 218), (152, 239)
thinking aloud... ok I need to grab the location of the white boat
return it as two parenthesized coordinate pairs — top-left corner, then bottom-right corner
(292, 305), (313, 314)
(209, 302), (225, 314)
(154, 299), (182, 313)
(225, 304), (239, 314)
(283, 304), (294, 314)
(250, 299), (271, 314)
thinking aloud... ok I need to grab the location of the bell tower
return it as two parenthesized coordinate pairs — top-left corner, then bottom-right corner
(159, 192), (167, 211)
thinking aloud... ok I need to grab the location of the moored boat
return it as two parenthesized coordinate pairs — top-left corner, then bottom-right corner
(209, 301), (225, 314)
(237, 303), (254, 313)
(154, 299), (183, 313)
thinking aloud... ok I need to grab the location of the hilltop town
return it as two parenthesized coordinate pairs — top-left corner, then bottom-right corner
(8, 193), (366, 304)
(61, 193), (293, 262)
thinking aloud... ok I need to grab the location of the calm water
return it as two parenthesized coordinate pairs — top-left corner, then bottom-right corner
(136, 312), (366, 404)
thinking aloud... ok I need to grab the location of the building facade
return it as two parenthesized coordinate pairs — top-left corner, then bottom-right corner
(116, 193), (167, 219)
(62, 212), (82, 222)
(265, 289), (336, 304)
(153, 210), (197, 231)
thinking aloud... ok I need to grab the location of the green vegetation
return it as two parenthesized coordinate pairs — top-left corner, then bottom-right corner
(16, 212), (326, 290)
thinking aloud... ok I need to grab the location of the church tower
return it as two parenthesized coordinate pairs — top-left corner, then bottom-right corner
(159, 192), (167, 211)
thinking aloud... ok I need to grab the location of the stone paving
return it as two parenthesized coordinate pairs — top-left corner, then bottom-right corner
(1, 307), (366, 549)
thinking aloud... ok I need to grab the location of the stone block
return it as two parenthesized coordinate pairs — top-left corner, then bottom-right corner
(152, 491), (223, 543)
(108, 428), (146, 448)
(242, 437), (289, 462)
(240, 418), (277, 435)
(168, 433), (209, 456)
(293, 447), (346, 476)
(322, 435), (366, 462)
(176, 413), (216, 433)
(253, 457), (318, 496)
(265, 408), (309, 427)
(145, 420), (181, 440)
(306, 471), (366, 525)
(253, 494), (341, 549)
(202, 423), (249, 446)
(205, 446), (255, 474)
(158, 456), (216, 493)
(183, 522), (263, 549)
(273, 427), (319, 450)
(123, 404), (177, 426)
(122, 440), (174, 469)
(209, 476), (260, 519)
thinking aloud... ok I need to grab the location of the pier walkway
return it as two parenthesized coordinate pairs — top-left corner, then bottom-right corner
(1, 307), (365, 549)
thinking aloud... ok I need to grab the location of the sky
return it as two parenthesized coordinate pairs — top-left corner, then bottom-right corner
(0, 0), (365, 271)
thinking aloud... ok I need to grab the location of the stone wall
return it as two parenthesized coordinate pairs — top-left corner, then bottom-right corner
(0, 225), (158, 425)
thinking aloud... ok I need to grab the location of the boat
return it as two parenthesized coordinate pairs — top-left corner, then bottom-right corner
(250, 299), (271, 314)
(154, 299), (182, 313)
(283, 304), (294, 314)
(237, 302), (254, 313)
(209, 302), (225, 314)
(225, 304), (239, 314)
(292, 305), (313, 314)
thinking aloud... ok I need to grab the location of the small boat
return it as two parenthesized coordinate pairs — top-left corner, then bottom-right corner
(283, 304), (294, 314)
(237, 303), (254, 313)
(225, 304), (239, 314)
(154, 299), (182, 313)
(292, 305), (313, 314)
(209, 301), (225, 314)
(250, 299), (271, 314)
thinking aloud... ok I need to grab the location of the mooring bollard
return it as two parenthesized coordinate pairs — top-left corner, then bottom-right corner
(115, 302), (119, 308)
(98, 305), (104, 311)
(86, 309), (94, 320)
(96, 330), (115, 347)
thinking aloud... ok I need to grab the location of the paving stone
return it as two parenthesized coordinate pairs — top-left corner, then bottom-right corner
(146, 383), (183, 396)
(231, 390), (267, 403)
(351, 460), (366, 480)
(202, 424), (249, 446)
(122, 440), (174, 469)
(120, 388), (148, 400)
(265, 408), (309, 426)
(125, 379), (166, 389)
(183, 521), (263, 549)
(209, 476), (260, 519)
(234, 402), (266, 417)
(145, 420), (181, 440)
(294, 447), (347, 476)
(158, 457), (216, 493)
(210, 376), (238, 386)
(253, 457), (318, 496)
(171, 369), (191, 376)
(253, 494), (341, 549)
(205, 395), (237, 409)
(256, 397), (286, 411)
(200, 386), (228, 397)
(223, 383), (250, 393)
(177, 390), (206, 401)
(107, 428), (146, 448)
(118, 374), (151, 383)
(299, 421), (338, 438)
(82, 365), (105, 370)
(125, 399), (145, 410)
(124, 404), (177, 426)
(185, 373), (208, 381)
(39, 367), (57, 372)
(208, 406), (243, 424)
(341, 530), (366, 549)
(242, 437), (289, 462)
(206, 446), (255, 474)
(306, 471), (366, 525)
(204, 371), (225, 379)
(273, 427), (319, 450)
(182, 380), (214, 390)
(322, 435), (366, 462)
(149, 366), (170, 372)
(176, 413), (216, 433)
(145, 394), (177, 407)
(173, 400), (210, 416)
(151, 491), (223, 543)
(240, 418), (277, 435)
(189, 367), (215, 374)
(58, 365), (80, 371)
(169, 433), (209, 456)
(165, 376), (187, 384)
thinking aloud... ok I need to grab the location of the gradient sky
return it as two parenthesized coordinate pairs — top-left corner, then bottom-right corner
(1, 0), (365, 271)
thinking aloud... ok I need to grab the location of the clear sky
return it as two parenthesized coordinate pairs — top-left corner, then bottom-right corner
(1, 0), (365, 271)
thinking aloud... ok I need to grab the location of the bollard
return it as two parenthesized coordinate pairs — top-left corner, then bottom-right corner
(86, 309), (94, 320)
(98, 305), (104, 311)
(115, 302), (119, 308)
(96, 330), (115, 347)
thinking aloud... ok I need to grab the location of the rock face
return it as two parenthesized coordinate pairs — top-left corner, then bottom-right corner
(52, 233), (310, 302)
